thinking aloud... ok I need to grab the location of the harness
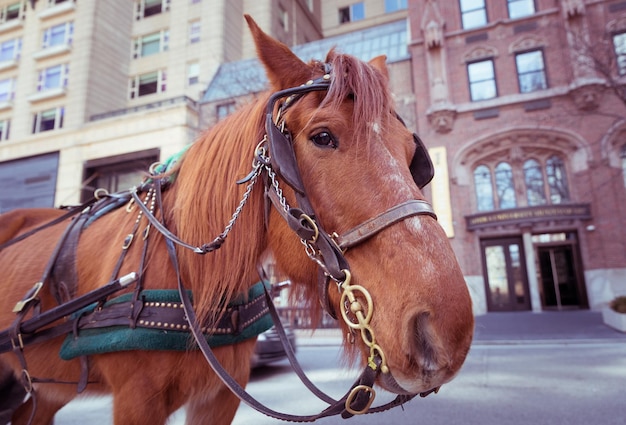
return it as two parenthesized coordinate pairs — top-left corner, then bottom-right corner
(0, 66), (438, 422)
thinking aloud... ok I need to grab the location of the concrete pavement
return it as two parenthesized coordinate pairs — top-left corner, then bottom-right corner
(295, 310), (626, 346)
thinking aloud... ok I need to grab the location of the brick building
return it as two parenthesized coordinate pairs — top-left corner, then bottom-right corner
(1, 0), (624, 316)
(411, 0), (626, 313)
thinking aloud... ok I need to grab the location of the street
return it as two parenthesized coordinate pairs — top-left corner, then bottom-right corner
(53, 341), (626, 424)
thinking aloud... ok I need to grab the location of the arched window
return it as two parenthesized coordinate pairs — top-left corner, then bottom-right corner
(523, 159), (546, 206)
(495, 162), (516, 209)
(621, 144), (626, 187)
(474, 164), (494, 211)
(546, 156), (569, 204)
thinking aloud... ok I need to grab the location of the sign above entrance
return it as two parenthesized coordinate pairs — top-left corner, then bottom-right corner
(465, 203), (592, 231)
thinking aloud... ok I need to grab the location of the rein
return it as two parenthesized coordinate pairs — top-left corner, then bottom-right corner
(131, 71), (438, 419)
(1, 69), (439, 423)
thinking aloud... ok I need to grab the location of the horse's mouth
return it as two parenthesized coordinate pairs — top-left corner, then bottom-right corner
(378, 369), (446, 396)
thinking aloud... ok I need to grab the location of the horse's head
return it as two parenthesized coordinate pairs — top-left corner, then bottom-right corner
(247, 16), (473, 396)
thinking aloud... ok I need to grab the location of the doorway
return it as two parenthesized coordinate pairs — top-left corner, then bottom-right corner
(537, 244), (587, 310)
(481, 237), (531, 312)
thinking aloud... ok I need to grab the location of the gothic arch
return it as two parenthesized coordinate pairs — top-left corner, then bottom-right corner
(600, 118), (626, 168)
(451, 126), (592, 184)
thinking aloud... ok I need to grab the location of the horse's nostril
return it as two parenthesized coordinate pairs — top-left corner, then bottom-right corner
(411, 311), (439, 373)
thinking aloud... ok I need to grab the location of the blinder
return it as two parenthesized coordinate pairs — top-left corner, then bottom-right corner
(265, 73), (435, 194)
(410, 133), (434, 189)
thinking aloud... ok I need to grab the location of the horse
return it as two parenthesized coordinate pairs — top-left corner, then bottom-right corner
(0, 15), (473, 425)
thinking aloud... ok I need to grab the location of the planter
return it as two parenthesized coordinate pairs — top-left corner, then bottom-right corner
(602, 307), (626, 333)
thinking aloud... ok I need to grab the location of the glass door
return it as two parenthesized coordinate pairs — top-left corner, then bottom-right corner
(481, 237), (531, 311)
(538, 246), (582, 309)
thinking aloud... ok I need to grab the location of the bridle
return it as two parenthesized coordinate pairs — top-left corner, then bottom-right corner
(2, 67), (440, 423)
(130, 68), (440, 420)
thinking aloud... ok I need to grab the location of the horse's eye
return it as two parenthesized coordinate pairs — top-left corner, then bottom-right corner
(310, 131), (337, 149)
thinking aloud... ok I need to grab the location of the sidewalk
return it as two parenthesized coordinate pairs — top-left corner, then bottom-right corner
(473, 310), (626, 344)
(295, 310), (626, 346)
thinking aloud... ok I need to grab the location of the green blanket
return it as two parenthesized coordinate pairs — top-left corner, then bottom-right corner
(60, 283), (272, 360)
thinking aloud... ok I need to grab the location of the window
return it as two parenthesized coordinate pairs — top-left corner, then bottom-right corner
(523, 159), (546, 206)
(621, 144), (626, 187)
(613, 32), (626, 76)
(42, 22), (73, 49)
(133, 30), (169, 58)
(1, 2), (23, 24)
(0, 78), (15, 103)
(507, 0), (535, 19)
(279, 7), (288, 30)
(516, 50), (547, 93)
(460, 0), (487, 30)
(468, 59), (496, 101)
(136, 0), (170, 20)
(0, 152), (59, 212)
(0, 37), (21, 62)
(474, 164), (495, 211)
(189, 20), (200, 44)
(339, 2), (364, 24)
(187, 62), (199, 85)
(495, 162), (516, 209)
(129, 70), (166, 98)
(0, 119), (9, 141)
(81, 150), (159, 202)
(473, 154), (570, 211)
(37, 64), (69, 91)
(546, 156), (569, 204)
(32, 107), (64, 133)
(216, 102), (236, 121)
(385, 0), (407, 13)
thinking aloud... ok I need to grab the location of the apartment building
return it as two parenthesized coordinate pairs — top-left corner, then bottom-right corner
(411, 0), (626, 313)
(0, 0), (321, 209)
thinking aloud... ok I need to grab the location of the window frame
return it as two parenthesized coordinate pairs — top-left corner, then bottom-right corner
(0, 37), (21, 62)
(613, 31), (626, 76)
(339, 2), (365, 24)
(523, 158), (547, 206)
(384, 0), (407, 13)
(0, 119), (10, 141)
(129, 69), (167, 99)
(189, 20), (201, 44)
(1, 2), (24, 24)
(472, 154), (570, 212)
(187, 62), (199, 86)
(136, 0), (170, 20)
(621, 144), (626, 188)
(459, 0), (487, 30)
(42, 21), (74, 49)
(133, 30), (169, 59)
(507, 0), (535, 20)
(32, 106), (64, 134)
(467, 58), (497, 101)
(515, 49), (548, 93)
(0, 77), (16, 103)
(81, 149), (160, 202)
(37, 63), (69, 92)
(216, 102), (236, 121)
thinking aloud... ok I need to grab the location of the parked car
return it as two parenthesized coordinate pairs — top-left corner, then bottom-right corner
(251, 280), (295, 368)
(251, 323), (296, 368)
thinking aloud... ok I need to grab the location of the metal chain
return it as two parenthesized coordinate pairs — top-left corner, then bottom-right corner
(215, 159), (264, 244)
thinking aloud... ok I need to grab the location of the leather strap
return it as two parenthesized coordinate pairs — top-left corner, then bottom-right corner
(335, 200), (437, 250)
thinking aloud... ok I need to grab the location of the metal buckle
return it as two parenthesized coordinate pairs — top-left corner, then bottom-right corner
(345, 384), (376, 415)
(13, 281), (43, 313)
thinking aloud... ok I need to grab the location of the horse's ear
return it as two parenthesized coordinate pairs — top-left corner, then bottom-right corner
(245, 15), (310, 90)
(369, 55), (389, 81)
